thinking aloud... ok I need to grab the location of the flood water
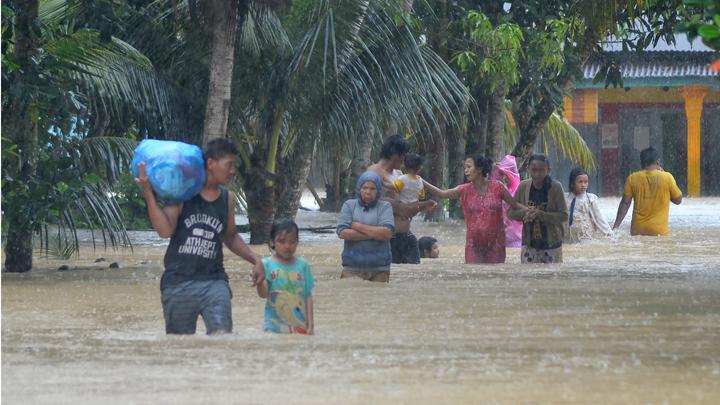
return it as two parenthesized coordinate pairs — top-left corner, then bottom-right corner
(3, 197), (720, 404)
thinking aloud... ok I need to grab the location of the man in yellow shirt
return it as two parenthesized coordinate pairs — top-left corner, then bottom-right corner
(613, 147), (683, 236)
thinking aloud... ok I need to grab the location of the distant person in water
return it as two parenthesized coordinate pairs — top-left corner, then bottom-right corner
(564, 167), (613, 243)
(507, 154), (568, 264)
(367, 136), (436, 264)
(490, 154), (523, 248)
(136, 138), (264, 335)
(423, 154), (518, 264)
(418, 236), (440, 259)
(336, 171), (395, 282)
(256, 219), (314, 334)
(613, 146), (682, 236)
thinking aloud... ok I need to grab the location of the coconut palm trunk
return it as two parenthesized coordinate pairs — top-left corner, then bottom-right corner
(446, 126), (466, 219)
(275, 134), (316, 220)
(3, 0), (40, 273)
(423, 125), (446, 221)
(201, 0), (241, 145)
(245, 170), (276, 244)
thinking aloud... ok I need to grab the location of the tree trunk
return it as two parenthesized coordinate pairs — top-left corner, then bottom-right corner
(4, 221), (33, 273)
(423, 125), (446, 222)
(201, 0), (240, 145)
(485, 88), (506, 162)
(245, 167), (275, 245)
(511, 92), (559, 169)
(466, 86), (488, 156)
(3, 0), (40, 273)
(275, 134), (315, 219)
(348, 132), (373, 197)
(446, 126), (466, 219)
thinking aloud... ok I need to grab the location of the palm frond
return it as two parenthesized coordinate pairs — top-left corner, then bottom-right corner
(78, 137), (137, 185)
(503, 101), (596, 172)
(288, 1), (469, 161)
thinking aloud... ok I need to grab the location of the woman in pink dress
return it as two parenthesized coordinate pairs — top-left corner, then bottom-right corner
(424, 155), (518, 263)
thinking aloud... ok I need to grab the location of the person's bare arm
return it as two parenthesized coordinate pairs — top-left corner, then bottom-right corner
(339, 228), (371, 240)
(224, 193), (264, 286)
(350, 221), (392, 241)
(500, 185), (519, 208)
(306, 295), (314, 335)
(422, 179), (461, 200)
(256, 280), (268, 298)
(135, 162), (182, 238)
(386, 198), (435, 218)
(613, 195), (633, 230)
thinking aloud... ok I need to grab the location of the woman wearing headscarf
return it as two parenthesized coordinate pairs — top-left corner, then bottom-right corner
(336, 171), (395, 282)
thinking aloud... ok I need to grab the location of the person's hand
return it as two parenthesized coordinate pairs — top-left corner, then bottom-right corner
(134, 162), (152, 191)
(306, 326), (314, 335)
(251, 259), (265, 286)
(423, 200), (438, 212)
(523, 208), (538, 223)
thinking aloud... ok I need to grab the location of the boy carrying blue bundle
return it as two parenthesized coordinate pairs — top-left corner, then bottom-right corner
(136, 138), (264, 335)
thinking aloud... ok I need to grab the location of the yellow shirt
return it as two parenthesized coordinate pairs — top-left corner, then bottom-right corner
(623, 170), (682, 236)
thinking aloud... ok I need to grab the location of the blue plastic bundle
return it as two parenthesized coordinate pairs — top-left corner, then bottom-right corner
(131, 139), (205, 203)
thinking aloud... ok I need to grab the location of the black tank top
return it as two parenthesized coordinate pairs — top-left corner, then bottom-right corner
(162, 188), (229, 289)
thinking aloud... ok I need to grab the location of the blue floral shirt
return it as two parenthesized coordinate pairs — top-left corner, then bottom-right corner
(261, 257), (314, 334)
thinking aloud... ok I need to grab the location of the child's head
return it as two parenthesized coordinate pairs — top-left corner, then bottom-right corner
(527, 153), (551, 183)
(569, 167), (589, 195)
(418, 236), (439, 258)
(404, 153), (423, 175)
(204, 138), (239, 185)
(269, 219), (300, 261)
(381, 135), (410, 170)
(464, 154), (493, 182)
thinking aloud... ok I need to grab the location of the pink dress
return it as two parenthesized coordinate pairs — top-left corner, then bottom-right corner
(458, 180), (506, 263)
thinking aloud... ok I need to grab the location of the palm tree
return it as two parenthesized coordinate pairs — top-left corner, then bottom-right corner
(224, 0), (470, 243)
(2, 0), (181, 271)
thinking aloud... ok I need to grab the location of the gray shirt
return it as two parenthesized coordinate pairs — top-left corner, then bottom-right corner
(336, 199), (395, 272)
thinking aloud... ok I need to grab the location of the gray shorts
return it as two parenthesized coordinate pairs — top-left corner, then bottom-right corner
(161, 279), (233, 334)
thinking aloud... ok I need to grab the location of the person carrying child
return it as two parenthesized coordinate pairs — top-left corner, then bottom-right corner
(391, 153), (430, 263)
(367, 136), (436, 264)
(507, 154), (568, 263)
(423, 154), (517, 264)
(135, 138), (264, 335)
(256, 219), (314, 335)
(336, 171), (395, 282)
(564, 167), (613, 243)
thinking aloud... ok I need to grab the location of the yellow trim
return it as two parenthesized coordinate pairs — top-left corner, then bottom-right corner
(583, 89), (598, 124)
(563, 96), (573, 123)
(679, 86), (709, 197)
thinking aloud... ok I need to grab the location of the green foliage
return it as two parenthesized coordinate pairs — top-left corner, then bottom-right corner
(682, 0), (720, 49)
(453, 11), (523, 91)
(1, 0), (180, 259)
(2, 133), (133, 257)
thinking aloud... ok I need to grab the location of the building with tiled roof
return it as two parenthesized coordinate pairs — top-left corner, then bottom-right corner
(562, 34), (719, 196)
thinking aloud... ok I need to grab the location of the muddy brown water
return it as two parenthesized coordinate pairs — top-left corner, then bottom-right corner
(3, 198), (719, 403)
